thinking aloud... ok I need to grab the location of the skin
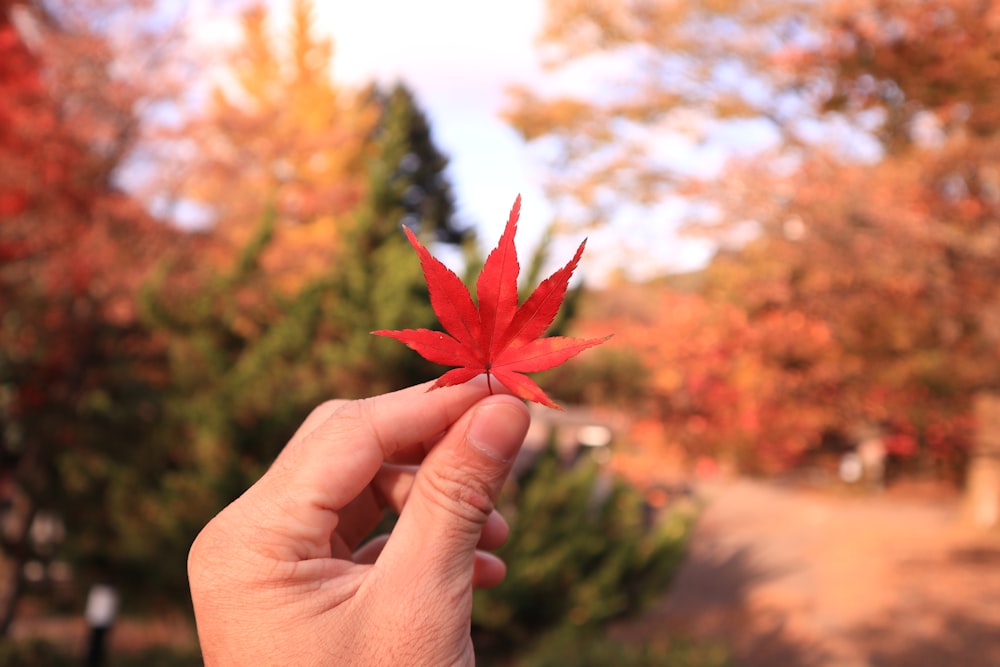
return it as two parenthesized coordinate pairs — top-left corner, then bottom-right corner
(187, 377), (531, 666)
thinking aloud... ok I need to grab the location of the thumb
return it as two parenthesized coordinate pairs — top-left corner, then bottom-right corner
(373, 395), (530, 598)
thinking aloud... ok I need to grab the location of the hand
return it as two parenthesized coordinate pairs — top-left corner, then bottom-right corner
(187, 378), (530, 666)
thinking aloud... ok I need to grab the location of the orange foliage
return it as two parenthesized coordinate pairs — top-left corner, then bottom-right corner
(170, 0), (378, 291)
(576, 284), (840, 473)
(523, 0), (1000, 477)
(820, 0), (1000, 139)
(704, 142), (996, 474)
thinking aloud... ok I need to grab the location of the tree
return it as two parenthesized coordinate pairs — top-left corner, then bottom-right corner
(503, 0), (825, 233)
(508, 0), (1000, 477)
(323, 82), (475, 397)
(815, 0), (1000, 148)
(0, 0), (184, 630)
(699, 0), (1000, 473)
(164, 0), (378, 291)
(472, 442), (693, 665)
(134, 81), (474, 597)
(565, 280), (840, 473)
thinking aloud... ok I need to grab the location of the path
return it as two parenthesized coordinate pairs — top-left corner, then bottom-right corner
(621, 479), (1000, 666)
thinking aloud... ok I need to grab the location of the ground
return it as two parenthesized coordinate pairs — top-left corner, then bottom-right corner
(9, 477), (1000, 666)
(619, 478), (1000, 667)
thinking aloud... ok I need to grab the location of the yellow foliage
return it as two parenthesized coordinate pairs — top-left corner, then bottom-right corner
(183, 0), (378, 292)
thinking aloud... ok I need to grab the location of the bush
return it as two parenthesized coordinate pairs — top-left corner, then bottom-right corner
(473, 443), (695, 663)
(510, 628), (729, 667)
(0, 638), (74, 667)
(0, 638), (201, 667)
(112, 645), (202, 667)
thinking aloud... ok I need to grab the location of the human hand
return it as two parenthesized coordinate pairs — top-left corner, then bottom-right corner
(187, 378), (530, 666)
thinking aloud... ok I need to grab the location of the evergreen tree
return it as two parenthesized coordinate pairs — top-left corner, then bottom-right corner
(326, 82), (475, 396)
(362, 82), (469, 244)
(131, 83), (475, 599)
(472, 443), (693, 664)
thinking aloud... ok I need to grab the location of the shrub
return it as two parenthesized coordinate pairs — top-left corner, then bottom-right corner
(473, 443), (695, 662)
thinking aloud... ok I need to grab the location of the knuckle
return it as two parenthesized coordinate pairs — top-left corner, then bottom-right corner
(312, 398), (345, 415)
(421, 464), (496, 528)
(187, 519), (229, 589)
(328, 397), (391, 454)
(305, 399), (368, 444)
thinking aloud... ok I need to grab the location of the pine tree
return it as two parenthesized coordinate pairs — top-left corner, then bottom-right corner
(324, 82), (474, 396)
(131, 83), (475, 597)
(472, 443), (693, 664)
(362, 83), (469, 244)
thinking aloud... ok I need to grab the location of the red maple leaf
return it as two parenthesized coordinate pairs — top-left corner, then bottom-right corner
(373, 195), (609, 409)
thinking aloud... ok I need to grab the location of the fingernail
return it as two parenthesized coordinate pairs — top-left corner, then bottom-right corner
(467, 402), (529, 463)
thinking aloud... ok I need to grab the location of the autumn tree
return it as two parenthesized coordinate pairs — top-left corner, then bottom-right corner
(508, 0), (1000, 476)
(504, 0), (826, 233)
(164, 0), (378, 291)
(0, 0), (187, 630)
(560, 280), (840, 473)
(694, 0), (1000, 473)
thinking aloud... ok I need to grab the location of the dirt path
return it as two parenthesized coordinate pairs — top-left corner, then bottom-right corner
(623, 479), (1000, 667)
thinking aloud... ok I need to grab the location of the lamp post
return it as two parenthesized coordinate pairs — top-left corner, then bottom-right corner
(84, 583), (118, 667)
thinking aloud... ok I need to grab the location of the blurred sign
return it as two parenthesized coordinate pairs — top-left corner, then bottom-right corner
(577, 424), (612, 448)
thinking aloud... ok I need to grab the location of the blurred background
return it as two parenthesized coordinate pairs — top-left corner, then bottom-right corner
(2, 0), (1000, 665)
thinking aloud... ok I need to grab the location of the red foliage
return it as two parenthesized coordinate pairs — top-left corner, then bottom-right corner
(1, 4), (182, 449)
(375, 196), (608, 409)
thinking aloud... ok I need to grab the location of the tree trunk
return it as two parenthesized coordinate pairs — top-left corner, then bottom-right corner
(0, 555), (25, 637)
(964, 393), (1000, 529)
(0, 494), (36, 637)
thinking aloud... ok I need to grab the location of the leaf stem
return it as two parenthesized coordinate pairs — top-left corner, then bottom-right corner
(486, 372), (494, 395)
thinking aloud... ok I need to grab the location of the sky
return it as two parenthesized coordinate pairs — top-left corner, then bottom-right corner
(187, 0), (719, 282)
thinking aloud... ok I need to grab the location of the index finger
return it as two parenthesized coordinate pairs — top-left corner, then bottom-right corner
(292, 375), (504, 465)
(246, 376), (505, 560)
